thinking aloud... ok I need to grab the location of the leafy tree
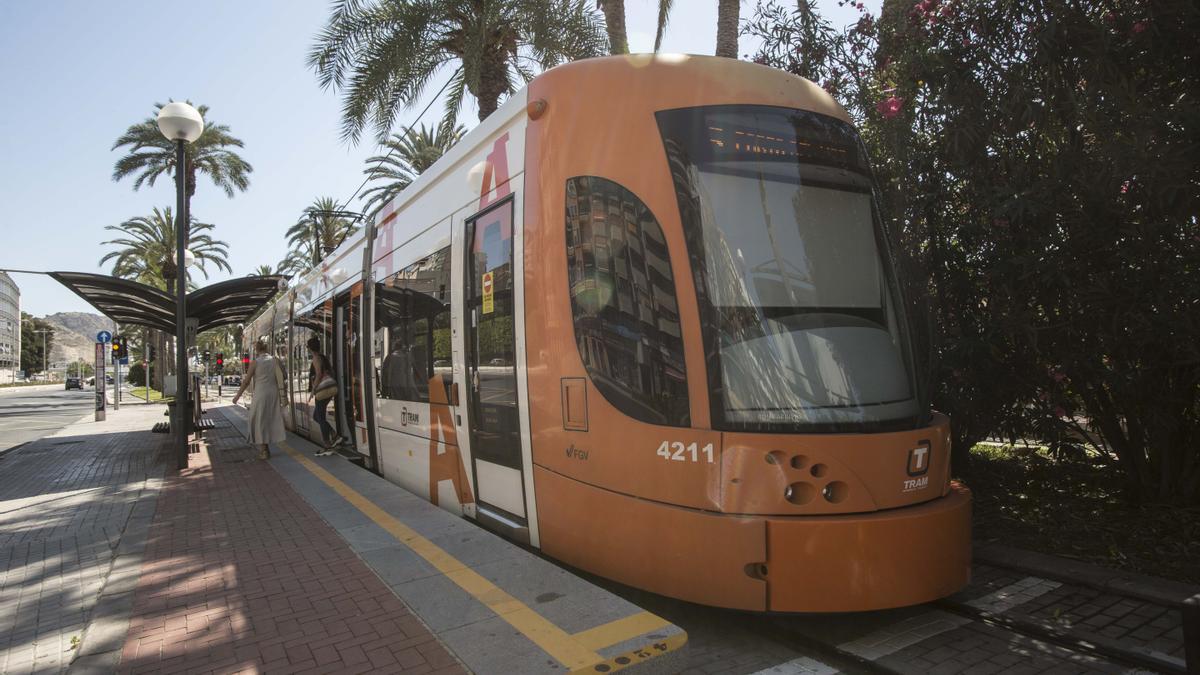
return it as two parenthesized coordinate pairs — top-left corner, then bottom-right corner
(308, 0), (607, 141)
(19, 313), (54, 376)
(112, 102), (252, 213)
(285, 197), (361, 272)
(360, 123), (466, 217)
(748, 0), (1200, 505)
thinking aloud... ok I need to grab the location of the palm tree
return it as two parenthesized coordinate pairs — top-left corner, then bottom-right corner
(112, 102), (253, 215)
(285, 197), (361, 272)
(251, 264), (281, 277)
(308, 0), (607, 141)
(99, 206), (231, 390)
(99, 207), (232, 290)
(360, 123), (466, 217)
(596, 0), (628, 54)
(653, 0), (739, 58)
(715, 0), (739, 58)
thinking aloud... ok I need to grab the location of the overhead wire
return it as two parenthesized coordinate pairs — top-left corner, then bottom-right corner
(339, 67), (464, 213)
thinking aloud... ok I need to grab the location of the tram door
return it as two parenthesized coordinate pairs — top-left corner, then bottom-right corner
(463, 199), (526, 526)
(333, 289), (365, 451)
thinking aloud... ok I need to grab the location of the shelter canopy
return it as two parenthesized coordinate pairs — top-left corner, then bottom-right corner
(49, 272), (286, 334)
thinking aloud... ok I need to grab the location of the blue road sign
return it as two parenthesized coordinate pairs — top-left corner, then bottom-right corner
(97, 331), (112, 343)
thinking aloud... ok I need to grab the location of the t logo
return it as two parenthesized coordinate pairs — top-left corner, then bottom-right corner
(907, 441), (931, 476)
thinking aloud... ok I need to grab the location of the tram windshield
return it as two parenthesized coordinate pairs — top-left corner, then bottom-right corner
(658, 105), (921, 431)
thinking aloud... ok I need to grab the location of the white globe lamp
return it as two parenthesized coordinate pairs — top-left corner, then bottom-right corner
(156, 102), (204, 143)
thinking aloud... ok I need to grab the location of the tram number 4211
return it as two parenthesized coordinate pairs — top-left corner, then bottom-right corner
(656, 441), (715, 463)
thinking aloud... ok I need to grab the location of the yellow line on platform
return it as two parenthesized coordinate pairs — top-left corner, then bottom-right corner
(277, 440), (604, 670)
(572, 611), (672, 651)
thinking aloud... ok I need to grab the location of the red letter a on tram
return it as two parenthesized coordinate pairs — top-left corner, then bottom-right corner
(478, 132), (512, 210)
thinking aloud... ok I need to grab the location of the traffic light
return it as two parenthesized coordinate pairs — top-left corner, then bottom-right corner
(241, 353), (250, 366)
(149, 345), (156, 361)
(215, 353), (224, 367)
(111, 336), (127, 361)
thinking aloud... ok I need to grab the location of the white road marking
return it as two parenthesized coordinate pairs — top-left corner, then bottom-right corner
(837, 610), (971, 660)
(967, 575), (1062, 614)
(752, 656), (839, 674)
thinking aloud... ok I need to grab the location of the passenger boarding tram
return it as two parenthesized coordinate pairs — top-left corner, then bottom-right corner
(245, 54), (971, 613)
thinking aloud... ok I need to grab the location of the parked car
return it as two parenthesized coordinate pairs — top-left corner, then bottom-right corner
(65, 377), (83, 390)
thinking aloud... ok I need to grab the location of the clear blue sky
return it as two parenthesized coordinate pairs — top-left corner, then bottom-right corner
(0, 0), (873, 317)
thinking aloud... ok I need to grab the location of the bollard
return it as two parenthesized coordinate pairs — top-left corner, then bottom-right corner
(1185, 593), (1200, 675)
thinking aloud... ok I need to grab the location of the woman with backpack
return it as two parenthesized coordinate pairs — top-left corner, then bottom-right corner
(307, 336), (341, 455)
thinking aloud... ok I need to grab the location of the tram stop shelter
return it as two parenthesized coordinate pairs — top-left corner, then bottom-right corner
(49, 272), (285, 336)
(48, 271), (286, 427)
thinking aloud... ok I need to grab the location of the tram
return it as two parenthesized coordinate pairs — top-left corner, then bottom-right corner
(245, 54), (971, 613)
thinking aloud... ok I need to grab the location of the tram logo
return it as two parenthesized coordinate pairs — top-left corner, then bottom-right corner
(400, 407), (420, 427)
(907, 441), (931, 476)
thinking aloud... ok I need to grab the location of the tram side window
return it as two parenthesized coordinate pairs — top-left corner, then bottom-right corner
(565, 176), (689, 427)
(375, 247), (453, 403)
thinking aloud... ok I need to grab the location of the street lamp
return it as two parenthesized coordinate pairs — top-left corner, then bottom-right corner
(157, 101), (204, 471)
(34, 329), (49, 380)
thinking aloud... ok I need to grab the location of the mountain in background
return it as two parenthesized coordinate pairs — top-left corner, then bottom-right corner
(39, 312), (116, 366)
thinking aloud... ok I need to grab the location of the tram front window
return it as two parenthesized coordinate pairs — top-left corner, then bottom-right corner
(658, 105), (921, 431)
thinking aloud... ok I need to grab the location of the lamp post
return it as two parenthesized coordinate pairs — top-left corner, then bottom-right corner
(157, 101), (204, 471)
(34, 329), (49, 380)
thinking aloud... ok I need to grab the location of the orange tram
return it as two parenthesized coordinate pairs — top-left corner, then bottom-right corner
(245, 55), (971, 613)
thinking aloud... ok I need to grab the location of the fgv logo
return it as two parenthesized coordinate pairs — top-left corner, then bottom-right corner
(907, 440), (931, 476)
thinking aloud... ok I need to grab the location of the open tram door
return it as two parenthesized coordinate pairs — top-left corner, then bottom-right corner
(462, 197), (529, 540)
(333, 285), (368, 457)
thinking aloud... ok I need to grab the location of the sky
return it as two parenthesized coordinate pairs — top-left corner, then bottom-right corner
(0, 0), (874, 318)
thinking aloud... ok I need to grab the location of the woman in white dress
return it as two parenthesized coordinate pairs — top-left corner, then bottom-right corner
(231, 337), (287, 460)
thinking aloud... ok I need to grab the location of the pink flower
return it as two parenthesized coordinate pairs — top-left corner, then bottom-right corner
(877, 95), (904, 118)
(1132, 21), (1147, 34)
(1120, 180), (1131, 194)
(1055, 406), (1068, 418)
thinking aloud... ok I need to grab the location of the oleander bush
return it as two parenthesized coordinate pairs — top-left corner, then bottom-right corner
(748, 0), (1200, 505)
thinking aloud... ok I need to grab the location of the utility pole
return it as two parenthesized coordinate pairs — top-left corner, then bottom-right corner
(33, 329), (49, 381)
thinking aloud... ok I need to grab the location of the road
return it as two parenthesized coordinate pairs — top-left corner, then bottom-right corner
(0, 385), (105, 454)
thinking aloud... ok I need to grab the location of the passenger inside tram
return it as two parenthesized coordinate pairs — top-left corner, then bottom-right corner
(381, 335), (422, 401)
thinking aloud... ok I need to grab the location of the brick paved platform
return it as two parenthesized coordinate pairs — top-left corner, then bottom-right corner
(0, 403), (167, 674)
(216, 403), (687, 674)
(116, 415), (465, 674)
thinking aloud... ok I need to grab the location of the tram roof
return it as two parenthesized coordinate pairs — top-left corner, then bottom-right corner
(49, 271), (286, 334)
